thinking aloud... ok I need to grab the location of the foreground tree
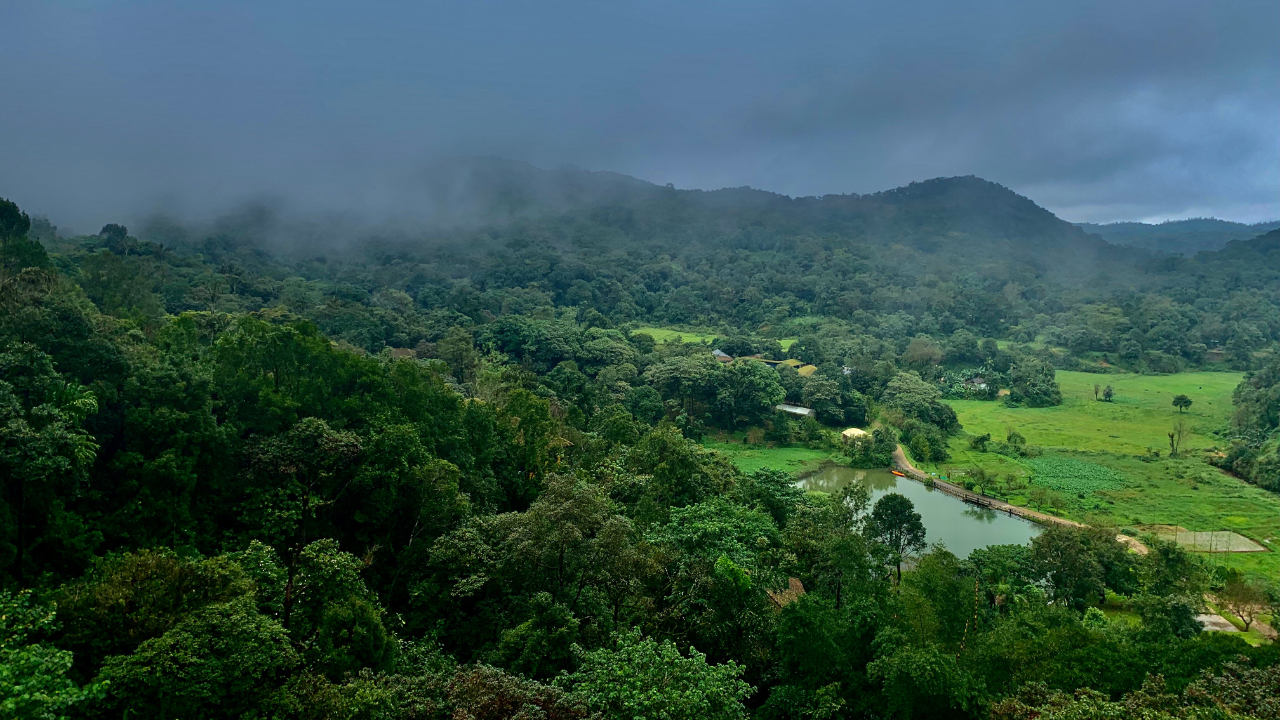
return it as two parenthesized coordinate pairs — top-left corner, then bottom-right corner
(0, 591), (103, 720)
(1172, 394), (1193, 413)
(1218, 574), (1265, 632)
(555, 629), (752, 720)
(868, 493), (926, 584)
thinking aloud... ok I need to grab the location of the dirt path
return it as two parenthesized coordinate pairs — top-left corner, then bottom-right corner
(892, 446), (1149, 554)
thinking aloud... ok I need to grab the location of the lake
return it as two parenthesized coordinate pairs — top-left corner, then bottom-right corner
(796, 464), (1041, 558)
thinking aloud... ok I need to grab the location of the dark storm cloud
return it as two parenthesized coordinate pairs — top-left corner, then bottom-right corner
(2, 0), (1276, 233)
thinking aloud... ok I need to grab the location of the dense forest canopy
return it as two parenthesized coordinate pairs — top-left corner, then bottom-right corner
(2, 163), (1279, 720)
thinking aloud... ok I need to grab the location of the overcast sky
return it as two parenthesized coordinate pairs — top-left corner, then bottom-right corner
(3, 0), (1277, 233)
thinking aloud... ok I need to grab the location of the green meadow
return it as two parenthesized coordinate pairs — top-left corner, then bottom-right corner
(702, 436), (841, 475)
(631, 326), (719, 345)
(936, 370), (1280, 579)
(630, 327), (798, 351)
(949, 370), (1241, 456)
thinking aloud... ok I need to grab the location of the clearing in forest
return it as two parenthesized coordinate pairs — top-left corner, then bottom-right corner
(949, 370), (1241, 456)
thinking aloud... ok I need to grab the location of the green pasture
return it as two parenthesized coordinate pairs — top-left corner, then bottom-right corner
(630, 326), (798, 352)
(939, 370), (1278, 579)
(632, 326), (718, 345)
(949, 370), (1241, 457)
(702, 437), (840, 475)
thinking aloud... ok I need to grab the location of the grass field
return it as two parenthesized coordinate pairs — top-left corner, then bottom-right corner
(936, 370), (1280, 579)
(631, 327), (798, 352)
(949, 371), (1241, 456)
(702, 436), (841, 475)
(632, 326), (718, 345)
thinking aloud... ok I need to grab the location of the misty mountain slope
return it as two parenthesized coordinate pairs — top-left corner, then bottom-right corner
(397, 160), (1136, 285)
(1077, 218), (1280, 255)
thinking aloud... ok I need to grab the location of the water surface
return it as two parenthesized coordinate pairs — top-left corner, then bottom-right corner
(797, 464), (1041, 558)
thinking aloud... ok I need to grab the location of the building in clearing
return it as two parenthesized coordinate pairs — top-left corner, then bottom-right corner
(775, 403), (816, 418)
(712, 349), (733, 363)
(797, 364), (818, 377)
(780, 359), (803, 368)
(841, 427), (867, 443)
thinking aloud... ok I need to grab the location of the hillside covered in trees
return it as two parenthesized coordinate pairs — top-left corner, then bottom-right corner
(2, 163), (1279, 720)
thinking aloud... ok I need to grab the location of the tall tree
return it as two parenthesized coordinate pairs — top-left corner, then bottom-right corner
(868, 493), (926, 584)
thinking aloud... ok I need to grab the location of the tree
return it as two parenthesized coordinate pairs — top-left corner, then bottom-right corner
(866, 645), (983, 720)
(868, 493), (927, 583)
(1172, 394), (1192, 413)
(555, 629), (752, 720)
(1007, 360), (1062, 408)
(0, 344), (99, 586)
(96, 598), (299, 719)
(902, 336), (943, 368)
(882, 372), (959, 431)
(0, 199), (49, 274)
(450, 664), (584, 720)
(0, 590), (104, 720)
(1030, 526), (1105, 610)
(1102, 385), (1114, 402)
(1168, 418), (1189, 457)
(712, 358), (785, 428)
(1218, 574), (1265, 632)
(1093, 383), (1100, 401)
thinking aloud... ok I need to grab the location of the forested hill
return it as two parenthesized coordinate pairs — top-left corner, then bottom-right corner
(10, 159), (1276, 374)
(1077, 218), (1280, 256)
(411, 159), (1117, 265)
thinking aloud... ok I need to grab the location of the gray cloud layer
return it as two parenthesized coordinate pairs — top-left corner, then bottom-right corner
(3, 0), (1276, 233)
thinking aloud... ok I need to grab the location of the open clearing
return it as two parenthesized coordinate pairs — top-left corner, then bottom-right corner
(702, 437), (840, 475)
(936, 370), (1280, 579)
(948, 370), (1241, 456)
(630, 327), (798, 351)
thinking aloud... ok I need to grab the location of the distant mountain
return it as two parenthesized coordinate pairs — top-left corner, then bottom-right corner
(419, 159), (1111, 261)
(1075, 218), (1280, 255)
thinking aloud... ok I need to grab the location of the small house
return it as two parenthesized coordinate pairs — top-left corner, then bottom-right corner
(775, 403), (816, 418)
(797, 364), (818, 377)
(780, 359), (803, 368)
(712, 349), (733, 363)
(964, 377), (988, 390)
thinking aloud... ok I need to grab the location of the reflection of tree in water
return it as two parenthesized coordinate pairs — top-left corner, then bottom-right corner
(795, 464), (898, 494)
(963, 506), (998, 524)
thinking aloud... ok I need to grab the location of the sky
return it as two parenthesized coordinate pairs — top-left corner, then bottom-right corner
(2, 0), (1277, 233)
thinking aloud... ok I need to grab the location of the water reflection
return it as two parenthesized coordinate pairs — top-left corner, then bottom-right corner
(796, 463), (1041, 558)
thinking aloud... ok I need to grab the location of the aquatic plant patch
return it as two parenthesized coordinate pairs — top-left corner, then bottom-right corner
(1027, 457), (1129, 495)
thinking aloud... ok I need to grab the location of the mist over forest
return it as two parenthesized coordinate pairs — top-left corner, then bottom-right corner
(3, 1), (1280, 719)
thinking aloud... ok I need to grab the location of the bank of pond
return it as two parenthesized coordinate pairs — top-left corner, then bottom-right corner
(797, 463), (1042, 557)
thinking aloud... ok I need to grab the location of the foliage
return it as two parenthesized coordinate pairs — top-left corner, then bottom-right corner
(0, 591), (103, 720)
(1026, 457), (1128, 495)
(555, 629), (753, 720)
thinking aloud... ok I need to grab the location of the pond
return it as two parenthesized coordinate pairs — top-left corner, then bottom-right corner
(796, 464), (1041, 558)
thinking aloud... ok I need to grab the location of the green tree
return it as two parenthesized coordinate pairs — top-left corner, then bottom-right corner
(555, 629), (753, 720)
(1171, 394), (1192, 413)
(1007, 360), (1062, 408)
(0, 199), (49, 275)
(867, 645), (984, 720)
(882, 372), (959, 431)
(1030, 526), (1106, 610)
(96, 598), (298, 719)
(868, 494), (927, 583)
(711, 358), (785, 429)
(0, 590), (104, 720)
(55, 549), (255, 673)
(1102, 385), (1114, 402)
(0, 344), (99, 585)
